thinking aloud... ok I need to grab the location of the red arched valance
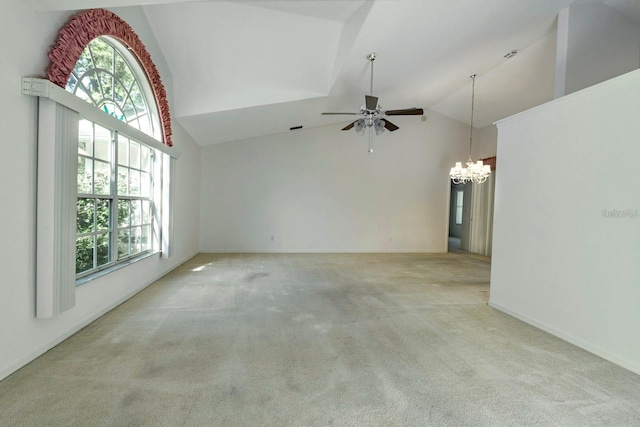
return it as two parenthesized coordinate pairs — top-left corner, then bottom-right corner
(47, 8), (173, 147)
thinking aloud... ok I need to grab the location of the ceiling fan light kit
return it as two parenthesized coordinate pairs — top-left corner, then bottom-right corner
(322, 52), (424, 153)
(449, 74), (492, 184)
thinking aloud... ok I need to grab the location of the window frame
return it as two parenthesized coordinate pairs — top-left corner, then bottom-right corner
(68, 36), (168, 282)
(75, 119), (159, 281)
(455, 190), (464, 225)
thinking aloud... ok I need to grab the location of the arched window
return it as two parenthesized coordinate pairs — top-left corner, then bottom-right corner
(47, 8), (173, 147)
(66, 36), (162, 140)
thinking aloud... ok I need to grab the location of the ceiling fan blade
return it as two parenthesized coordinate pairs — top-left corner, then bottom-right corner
(385, 108), (424, 116)
(322, 112), (357, 115)
(342, 121), (357, 131)
(383, 119), (399, 131)
(365, 95), (378, 110)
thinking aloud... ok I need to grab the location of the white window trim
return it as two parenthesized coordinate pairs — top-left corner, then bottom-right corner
(22, 78), (180, 160)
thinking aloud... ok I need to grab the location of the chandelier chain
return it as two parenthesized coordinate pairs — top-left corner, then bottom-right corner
(468, 74), (476, 161)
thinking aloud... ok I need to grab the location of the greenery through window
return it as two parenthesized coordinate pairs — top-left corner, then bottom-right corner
(76, 120), (155, 276)
(116, 136), (153, 260)
(71, 37), (160, 279)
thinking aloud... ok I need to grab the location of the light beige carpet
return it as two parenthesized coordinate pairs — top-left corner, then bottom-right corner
(1, 253), (639, 426)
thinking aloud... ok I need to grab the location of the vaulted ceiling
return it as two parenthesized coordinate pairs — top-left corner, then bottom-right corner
(29, 0), (640, 146)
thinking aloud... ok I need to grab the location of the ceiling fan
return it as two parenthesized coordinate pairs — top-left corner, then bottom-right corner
(322, 52), (424, 153)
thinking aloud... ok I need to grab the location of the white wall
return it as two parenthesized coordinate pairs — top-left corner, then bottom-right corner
(556, 4), (640, 97)
(200, 112), (470, 253)
(476, 125), (498, 160)
(0, 3), (201, 381)
(490, 70), (640, 375)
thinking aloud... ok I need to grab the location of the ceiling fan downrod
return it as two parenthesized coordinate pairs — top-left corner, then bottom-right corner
(367, 52), (376, 97)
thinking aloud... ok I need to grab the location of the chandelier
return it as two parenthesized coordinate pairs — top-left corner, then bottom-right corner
(449, 74), (491, 184)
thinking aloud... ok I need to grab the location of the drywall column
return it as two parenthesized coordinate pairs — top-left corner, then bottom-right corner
(555, 4), (640, 98)
(490, 70), (640, 375)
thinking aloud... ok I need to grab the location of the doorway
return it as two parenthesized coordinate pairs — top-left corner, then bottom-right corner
(447, 169), (496, 256)
(448, 181), (472, 253)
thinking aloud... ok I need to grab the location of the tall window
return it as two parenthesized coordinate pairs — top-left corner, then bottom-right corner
(30, 8), (176, 317)
(69, 37), (162, 279)
(455, 190), (464, 225)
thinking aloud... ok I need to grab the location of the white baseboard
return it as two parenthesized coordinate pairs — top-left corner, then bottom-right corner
(0, 251), (199, 382)
(197, 249), (442, 254)
(489, 299), (640, 376)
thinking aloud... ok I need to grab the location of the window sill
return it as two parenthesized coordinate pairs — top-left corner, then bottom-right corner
(76, 250), (160, 286)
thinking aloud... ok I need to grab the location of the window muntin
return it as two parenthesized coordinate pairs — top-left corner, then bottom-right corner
(76, 120), (115, 275)
(116, 136), (154, 261)
(76, 198), (112, 275)
(66, 37), (160, 140)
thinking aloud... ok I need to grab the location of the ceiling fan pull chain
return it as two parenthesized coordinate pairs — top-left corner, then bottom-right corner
(368, 128), (374, 153)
